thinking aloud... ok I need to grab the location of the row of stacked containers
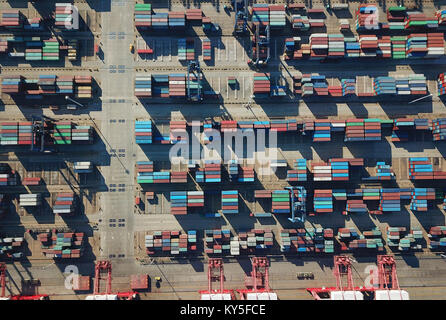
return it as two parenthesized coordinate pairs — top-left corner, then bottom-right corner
(140, 225), (446, 255)
(152, 12), (168, 29)
(237, 166), (254, 182)
(0, 164), (17, 186)
(169, 75), (186, 98)
(54, 3), (78, 30)
(432, 118), (446, 141)
(169, 120), (187, 144)
(356, 5), (439, 30)
(17, 38), (60, 61)
(53, 192), (76, 215)
(134, 3), (151, 27)
(53, 122), (93, 145)
(0, 121), (32, 145)
(135, 71), (435, 99)
(39, 231), (85, 259)
(135, 4), (201, 29)
(271, 190), (290, 214)
(1, 10), (20, 27)
(145, 231), (197, 255)
(287, 33), (444, 60)
(281, 228), (334, 253)
(409, 157), (446, 180)
(251, 4), (269, 26)
(205, 229), (273, 255)
(177, 38), (195, 61)
(134, 76), (151, 97)
(0, 121), (93, 146)
(136, 161), (154, 184)
(286, 159), (307, 182)
(373, 74), (427, 95)
(134, 121), (152, 144)
(0, 236), (23, 259)
(221, 190), (238, 214)
(135, 74), (203, 98)
(135, 162), (187, 184)
(0, 10), (41, 30)
(410, 188), (435, 211)
(387, 227), (423, 251)
(338, 228), (382, 250)
(303, 187), (446, 215)
(202, 39), (211, 61)
(195, 162), (221, 183)
(253, 73), (270, 96)
(169, 191), (204, 215)
(135, 157), (446, 187)
(131, 117), (446, 146)
(1, 75), (92, 98)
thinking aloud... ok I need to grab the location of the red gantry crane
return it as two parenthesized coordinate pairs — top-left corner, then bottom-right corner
(307, 255), (363, 300)
(237, 257), (277, 300)
(199, 258), (235, 300)
(374, 255), (409, 300)
(0, 263), (49, 300)
(0, 263), (6, 299)
(86, 260), (138, 300)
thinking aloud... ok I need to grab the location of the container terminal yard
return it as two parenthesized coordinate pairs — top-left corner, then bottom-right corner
(1, 0), (446, 302)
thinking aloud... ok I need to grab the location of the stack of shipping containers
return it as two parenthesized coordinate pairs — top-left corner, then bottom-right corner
(145, 231), (197, 255)
(221, 190), (238, 214)
(205, 229), (231, 254)
(428, 226), (446, 250)
(169, 74), (186, 98)
(238, 166), (254, 182)
(280, 228), (334, 253)
(74, 76), (92, 99)
(151, 74), (169, 98)
(410, 188), (435, 211)
(169, 11), (185, 29)
(187, 191), (204, 209)
(271, 190), (290, 214)
(19, 194), (41, 207)
(251, 4), (269, 26)
(269, 5), (285, 28)
(134, 76), (152, 97)
(1, 10), (20, 27)
(0, 236), (23, 259)
(314, 190), (333, 213)
(379, 189), (401, 212)
(202, 39), (211, 61)
(54, 3), (78, 30)
(134, 3), (151, 28)
(73, 162), (93, 174)
(53, 192), (76, 215)
(151, 12), (168, 29)
(253, 73), (270, 97)
(22, 177), (41, 186)
(203, 161), (221, 183)
(170, 191), (187, 215)
(39, 231), (84, 258)
(287, 159), (307, 182)
(136, 161), (154, 184)
(432, 118), (446, 141)
(185, 9), (202, 22)
(135, 121), (152, 144)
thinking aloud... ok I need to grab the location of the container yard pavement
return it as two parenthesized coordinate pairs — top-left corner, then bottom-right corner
(95, 0), (136, 261)
(5, 254), (446, 300)
(2, 0), (446, 301)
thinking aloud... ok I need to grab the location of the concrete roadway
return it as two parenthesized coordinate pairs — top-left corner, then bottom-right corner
(94, 0), (136, 261)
